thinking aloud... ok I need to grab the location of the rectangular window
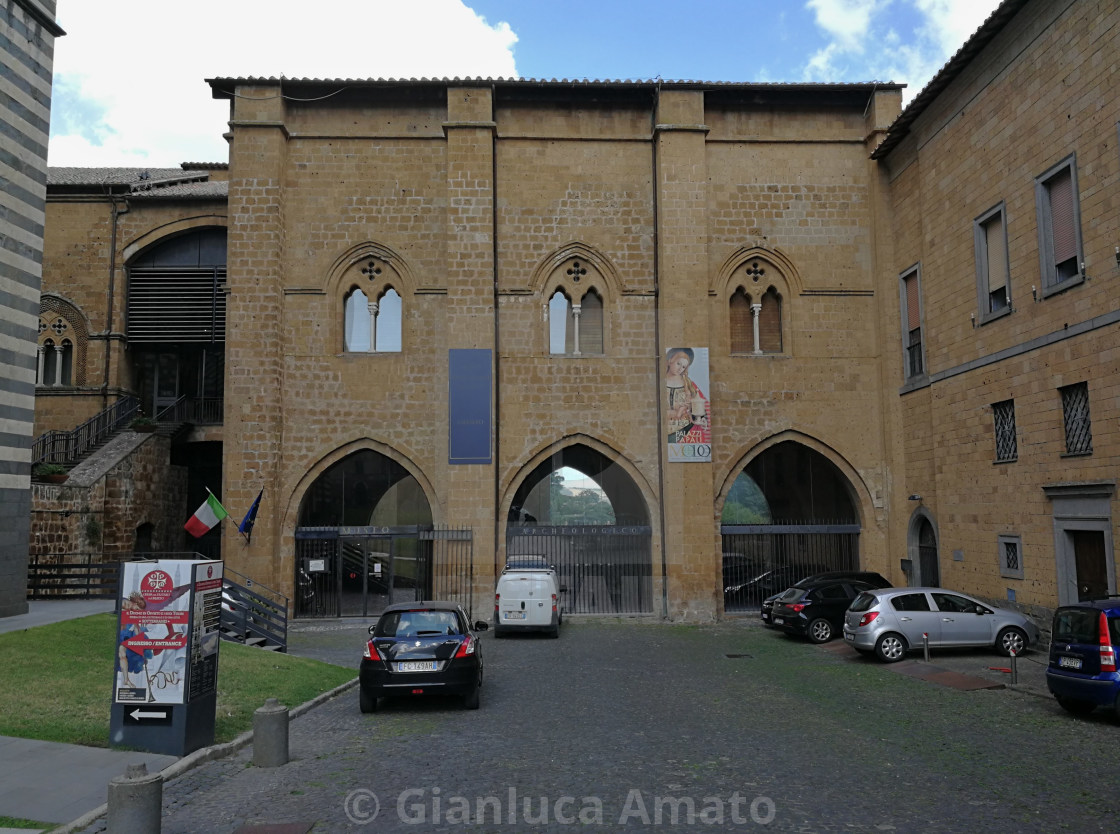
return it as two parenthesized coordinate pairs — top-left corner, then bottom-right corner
(992, 399), (1017, 462)
(974, 203), (1010, 322)
(1035, 156), (1083, 294)
(998, 535), (1023, 580)
(900, 267), (924, 380)
(1060, 382), (1092, 455)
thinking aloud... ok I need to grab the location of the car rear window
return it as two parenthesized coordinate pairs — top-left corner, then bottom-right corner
(375, 610), (463, 637)
(779, 587), (803, 601)
(1054, 607), (1116, 644)
(849, 591), (877, 613)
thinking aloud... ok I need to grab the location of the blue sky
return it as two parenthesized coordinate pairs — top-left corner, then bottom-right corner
(49, 0), (1003, 167)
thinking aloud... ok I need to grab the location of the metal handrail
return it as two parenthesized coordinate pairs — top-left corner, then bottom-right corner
(31, 395), (140, 465)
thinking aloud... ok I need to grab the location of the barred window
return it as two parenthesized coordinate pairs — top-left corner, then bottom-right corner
(998, 535), (1023, 580)
(992, 400), (1017, 462)
(1060, 382), (1092, 455)
(900, 267), (924, 380)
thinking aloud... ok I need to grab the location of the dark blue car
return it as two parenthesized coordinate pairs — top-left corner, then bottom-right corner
(1045, 598), (1120, 719)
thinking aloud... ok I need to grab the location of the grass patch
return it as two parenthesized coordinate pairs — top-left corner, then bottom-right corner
(0, 816), (51, 829)
(0, 613), (355, 747)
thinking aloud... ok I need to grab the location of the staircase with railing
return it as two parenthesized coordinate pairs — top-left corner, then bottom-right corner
(32, 395), (140, 466)
(221, 567), (289, 652)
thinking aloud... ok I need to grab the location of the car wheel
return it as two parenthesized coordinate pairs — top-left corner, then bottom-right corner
(462, 686), (480, 710)
(1056, 695), (1095, 716)
(874, 632), (907, 663)
(493, 625), (505, 639)
(807, 618), (834, 644)
(996, 627), (1028, 657)
(359, 687), (378, 714)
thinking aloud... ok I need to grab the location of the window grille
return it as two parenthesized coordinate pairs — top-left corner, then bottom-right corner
(901, 269), (923, 379)
(993, 400), (1017, 462)
(1060, 382), (1092, 455)
(998, 535), (1023, 580)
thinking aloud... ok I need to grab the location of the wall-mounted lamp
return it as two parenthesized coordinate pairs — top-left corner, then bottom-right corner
(908, 494), (922, 502)
(1115, 246), (1119, 267)
(970, 312), (976, 328)
(1031, 284), (1037, 301)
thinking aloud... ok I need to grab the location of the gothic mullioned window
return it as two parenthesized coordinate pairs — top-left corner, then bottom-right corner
(547, 260), (605, 356)
(729, 283), (782, 354)
(37, 317), (74, 386)
(344, 285), (402, 353)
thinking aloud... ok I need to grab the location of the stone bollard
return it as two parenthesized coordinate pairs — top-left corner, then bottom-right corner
(253, 697), (289, 767)
(107, 762), (163, 834)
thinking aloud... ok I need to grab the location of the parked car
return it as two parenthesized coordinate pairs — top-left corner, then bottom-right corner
(842, 587), (1040, 662)
(1045, 598), (1120, 719)
(770, 578), (883, 643)
(359, 601), (487, 712)
(724, 561), (827, 609)
(760, 570), (891, 627)
(494, 558), (563, 638)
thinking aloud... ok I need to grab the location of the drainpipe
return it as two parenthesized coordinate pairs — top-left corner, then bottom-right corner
(104, 194), (129, 411)
(491, 84), (502, 585)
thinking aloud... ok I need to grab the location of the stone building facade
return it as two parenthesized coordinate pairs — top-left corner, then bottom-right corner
(1, 0), (63, 617)
(26, 0), (1119, 622)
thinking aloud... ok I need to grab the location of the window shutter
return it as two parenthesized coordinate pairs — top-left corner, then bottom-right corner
(730, 290), (751, 353)
(985, 215), (1007, 292)
(904, 273), (920, 330)
(759, 289), (782, 352)
(580, 291), (603, 354)
(1048, 169), (1076, 265)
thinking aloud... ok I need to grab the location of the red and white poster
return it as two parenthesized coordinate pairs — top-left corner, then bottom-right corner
(665, 347), (712, 463)
(114, 562), (192, 704)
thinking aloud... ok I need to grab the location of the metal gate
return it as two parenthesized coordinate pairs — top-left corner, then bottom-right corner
(721, 523), (860, 612)
(294, 525), (474, 619)
(506, 525), (653, 614)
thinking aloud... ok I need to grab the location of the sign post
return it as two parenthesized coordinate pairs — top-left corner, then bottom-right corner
(109, 559), (223, 756)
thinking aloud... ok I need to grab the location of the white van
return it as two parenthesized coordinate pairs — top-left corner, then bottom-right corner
(493, 557), (562, 638)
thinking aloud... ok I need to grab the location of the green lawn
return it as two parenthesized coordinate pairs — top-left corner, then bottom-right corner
(0, 613), (355, 747)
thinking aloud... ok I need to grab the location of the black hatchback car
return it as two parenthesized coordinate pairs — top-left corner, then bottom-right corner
(761, 571), (890, 627)
(360, 601), (488, 713)
(770, 577), (883, 643)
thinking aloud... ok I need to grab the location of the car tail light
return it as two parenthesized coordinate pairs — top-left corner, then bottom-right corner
(1099, 611), (1116, 672)
(495, 592), (500, 604)
(858, 611), (880, 628)
(790, 604), (805, 613)
(552, 593), (558, 612)
(363, 641), (382, 661)
(454, 635), (476, 658)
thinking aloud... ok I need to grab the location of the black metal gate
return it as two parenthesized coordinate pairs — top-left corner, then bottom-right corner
(720, 523), (860, 612)
(506, 525), (653, 614)
(294, 525), (474, 619)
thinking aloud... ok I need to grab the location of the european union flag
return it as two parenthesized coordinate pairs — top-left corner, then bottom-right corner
(239, 489), (263, 542)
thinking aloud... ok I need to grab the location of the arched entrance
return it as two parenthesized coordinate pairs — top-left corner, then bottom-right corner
(916, 518), (940, 586)
(506, 443), (653, 614)
(294, 450), (472, 617)
(721, 439), (861, 610)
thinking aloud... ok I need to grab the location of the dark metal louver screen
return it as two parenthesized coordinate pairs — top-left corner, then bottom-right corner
(127, 267), (226, 343)
(1061, 382), (1092, 455)
(993, 400), (1017, 462)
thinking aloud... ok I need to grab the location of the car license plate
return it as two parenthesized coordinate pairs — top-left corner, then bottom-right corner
(773, 617), (784, 625)
(1058, 656), (1082, 670)
(505, 611), (526, 619)
(396, 661), (438, 673)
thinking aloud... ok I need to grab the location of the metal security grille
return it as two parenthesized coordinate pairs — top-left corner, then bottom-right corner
(506, 525), (653, 614)
(127, 267), (227, 343)
(1003, 540), (1020, 572)
(720, 523), (859, 612)
(1060, 382), (1092, 454)
(907, 328), (923, 377)
(993, 400), (1017, 462)
(294, 525), (474, 619)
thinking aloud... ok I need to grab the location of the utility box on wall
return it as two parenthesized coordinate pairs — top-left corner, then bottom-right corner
(109, 559), (223, 756)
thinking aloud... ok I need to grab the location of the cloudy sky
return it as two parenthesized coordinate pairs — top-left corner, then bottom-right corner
(48, 0), (1003, 168)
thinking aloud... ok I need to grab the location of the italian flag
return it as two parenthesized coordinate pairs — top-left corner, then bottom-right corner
(184, 492), (228, 538)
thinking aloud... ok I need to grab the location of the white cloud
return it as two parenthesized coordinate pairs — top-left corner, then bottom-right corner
(49, 0), (518, 167)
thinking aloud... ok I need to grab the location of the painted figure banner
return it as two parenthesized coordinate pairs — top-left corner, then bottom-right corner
(665, 347), (712, 463)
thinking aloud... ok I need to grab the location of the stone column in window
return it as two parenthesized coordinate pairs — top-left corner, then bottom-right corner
(52, 344), (63, 385)
(571, 304), (582, 356)
(367, 300), (378, 353)
(750, 302), (762, 354)
(37, 345), (46, 385)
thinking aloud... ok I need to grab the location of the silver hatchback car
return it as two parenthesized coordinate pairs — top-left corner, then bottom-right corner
(843, 587), (1040, 663)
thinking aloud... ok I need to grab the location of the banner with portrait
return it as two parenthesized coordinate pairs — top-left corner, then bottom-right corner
(664, 346), (712, 463)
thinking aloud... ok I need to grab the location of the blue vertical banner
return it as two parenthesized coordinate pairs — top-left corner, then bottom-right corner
(448, 349), (493, 465)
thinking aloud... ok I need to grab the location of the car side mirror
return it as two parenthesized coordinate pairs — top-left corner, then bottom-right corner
(367, 624), (377, 636)
(974, 606), (986, 615)
(474, 620), (489, 631)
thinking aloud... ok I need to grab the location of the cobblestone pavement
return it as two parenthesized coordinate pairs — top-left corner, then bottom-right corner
(78, 618), (1117, 833)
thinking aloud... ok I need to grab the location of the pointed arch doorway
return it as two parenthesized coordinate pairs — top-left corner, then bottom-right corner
(506, 444), (653, 614)
(721, 440), (862, 610)
(294, 450), (473, 618)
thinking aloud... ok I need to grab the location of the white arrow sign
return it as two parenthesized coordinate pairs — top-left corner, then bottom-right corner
(129, 709), (168, 721)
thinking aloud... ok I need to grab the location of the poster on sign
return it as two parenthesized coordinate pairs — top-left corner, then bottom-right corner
(114, 561), (192, 704)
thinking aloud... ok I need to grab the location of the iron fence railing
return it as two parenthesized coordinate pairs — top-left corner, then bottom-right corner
(155, 396), (223, 425)
(27, 554), (122, 600)
(32, 395), (140, 466)
(222, 566), (289, 651)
